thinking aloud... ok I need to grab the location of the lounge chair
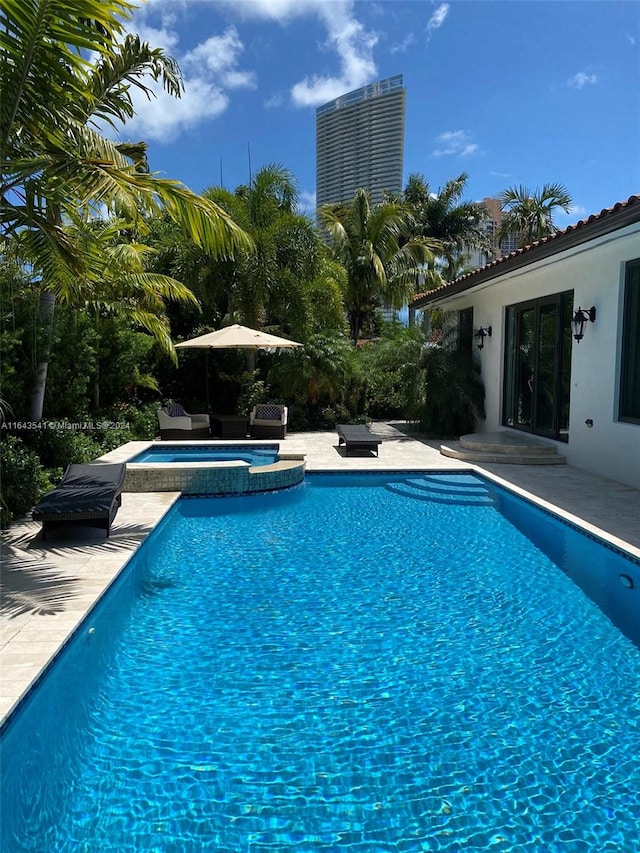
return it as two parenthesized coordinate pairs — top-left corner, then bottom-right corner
(249, 404), (288, 439)
(32, 463), (126, 540)
(336, 423), (383, 456)
(157, 403), (210, 440)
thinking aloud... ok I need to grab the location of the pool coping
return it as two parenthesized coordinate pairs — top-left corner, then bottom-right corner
(2, 430), (639, 727)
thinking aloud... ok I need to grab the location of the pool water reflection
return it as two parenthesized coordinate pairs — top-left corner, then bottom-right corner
(2, 472), (639, 851)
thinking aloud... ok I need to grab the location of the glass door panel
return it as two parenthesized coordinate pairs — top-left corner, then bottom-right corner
(515, 308), (535, 428)
(533, 302), (558, 435)
(503, 292), (573, 441)
(503, 309), (516, 427)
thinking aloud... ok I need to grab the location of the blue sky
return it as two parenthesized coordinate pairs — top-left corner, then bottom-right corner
(121, 0), (640, 226)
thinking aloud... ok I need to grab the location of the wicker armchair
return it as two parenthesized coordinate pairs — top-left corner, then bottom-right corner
(157, 403), (210, 439)
(249, 404), (288, 439)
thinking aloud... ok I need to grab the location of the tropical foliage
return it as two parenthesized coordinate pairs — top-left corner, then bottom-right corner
(398, 172), (489, 279)
(269, 333), (355, 428)
(1, 0), (251, 418)
(356, 326), (427, 420)
(0, 0), (248, 276)
(496, 183), (573, 248)
(319, 188), (439, 342)
(415, 315), (485, 437)
(0, 436), (49, 527)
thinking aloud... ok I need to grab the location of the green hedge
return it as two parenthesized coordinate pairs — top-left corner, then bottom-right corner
(0, 435), (49, 528)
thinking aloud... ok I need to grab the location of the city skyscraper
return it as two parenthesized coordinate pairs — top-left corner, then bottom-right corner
(315, 75), (406, 212)
(466, 197), (521, 270)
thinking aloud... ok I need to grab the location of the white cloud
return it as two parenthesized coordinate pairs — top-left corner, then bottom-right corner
(390, 34), (415, 54)
(122, 76), (229, 143)
(113, 14), (254, 143)
(568, 71), (598, 89)
(433, 130), (479, 158)
(264, 92), (285, 109)
(555, 204), (588, 227)
(627, 34), (636, 46)
(568, 203), (588, 218)
(210, 0), (341, 24)
(427, 3), (449, 33)
(183, 27), (256, 89)
(206, 0), (379, 107)
(299, 189), (317, 213)
(290, 5), (379, 106)
(120, 0), (379, 139)
(133, 21), (180, 53)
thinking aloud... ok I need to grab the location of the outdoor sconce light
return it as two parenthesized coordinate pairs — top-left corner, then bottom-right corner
(474, 326), (492, 350)
(571, 306), (596, 342)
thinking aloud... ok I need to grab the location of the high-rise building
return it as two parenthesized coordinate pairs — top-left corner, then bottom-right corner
(316, 75), (406, 212)
(466, 197), (520, 269)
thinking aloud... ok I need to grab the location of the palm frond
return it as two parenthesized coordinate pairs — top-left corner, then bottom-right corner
(0, 0), (134, 144)
(85, 33), (184, 129)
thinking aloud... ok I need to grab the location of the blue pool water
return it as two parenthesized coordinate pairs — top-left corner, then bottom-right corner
(2, 472), (640, 851)
(130, 443), (279, 466)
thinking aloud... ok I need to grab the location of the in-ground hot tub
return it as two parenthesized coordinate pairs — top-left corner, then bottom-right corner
(130, 444), (280, 466)
(123, 442), (305, 495)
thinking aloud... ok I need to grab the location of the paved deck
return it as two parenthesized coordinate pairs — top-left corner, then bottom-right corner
(2, 422), (639, 724)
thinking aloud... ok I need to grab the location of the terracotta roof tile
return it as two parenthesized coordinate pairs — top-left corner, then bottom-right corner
(412, 194), (640, 305)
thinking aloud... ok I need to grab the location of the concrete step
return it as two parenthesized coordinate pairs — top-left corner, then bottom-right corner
(440, 442), (566, 465)
(440, 430), (567, 465)
(459, 431), (558, 455)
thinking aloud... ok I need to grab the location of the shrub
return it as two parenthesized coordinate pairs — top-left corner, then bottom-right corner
(418, 346), (485, 437)
(0, 435), (49, 527)
(20, 425), (103, 469)
(98, 401), (160, 443)
(356, 328), (425, 419)
(18, 402), (160, 472)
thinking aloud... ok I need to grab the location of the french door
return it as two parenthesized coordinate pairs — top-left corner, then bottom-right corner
(503, 292), (573, 441)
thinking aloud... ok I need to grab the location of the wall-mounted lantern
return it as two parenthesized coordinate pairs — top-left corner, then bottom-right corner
(474, 326), (492, 350)
(571, 306), (596, 342)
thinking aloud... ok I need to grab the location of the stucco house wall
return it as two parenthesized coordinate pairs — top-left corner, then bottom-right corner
(413, 211), (640, 490)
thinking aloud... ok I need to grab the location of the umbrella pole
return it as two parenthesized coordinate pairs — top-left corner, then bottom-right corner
(205, 350), (210, 412)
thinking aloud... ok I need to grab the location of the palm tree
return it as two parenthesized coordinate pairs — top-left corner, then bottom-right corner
(496, 183), (573, 248)
(399, 172), (490, 281)
(1, 3), (248, 269)
(204, 164), (302, 329)
(204, 164), (335, 369)
(77, 219), (202, 408)
(1, 0), (251, 417)
(319, 188), (438, 343)
(150, 168), (345, 369)
(234, 164), (299, 230)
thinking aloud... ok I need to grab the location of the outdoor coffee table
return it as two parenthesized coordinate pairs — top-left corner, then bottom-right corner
(210, 414), (250, 439)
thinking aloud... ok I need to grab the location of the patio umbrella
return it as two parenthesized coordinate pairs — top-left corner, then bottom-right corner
(175, 324), (303, 351)
(174, 324), (302, 409)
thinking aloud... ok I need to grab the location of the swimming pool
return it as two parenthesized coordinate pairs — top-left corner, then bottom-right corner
(2, 472), (640, 851)
(130, 444), (280, 466)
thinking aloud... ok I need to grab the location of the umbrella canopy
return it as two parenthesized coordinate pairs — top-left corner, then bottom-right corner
(175, 324), (302, 350)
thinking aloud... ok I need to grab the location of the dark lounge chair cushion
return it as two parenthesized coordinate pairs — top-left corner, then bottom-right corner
(32, 463), (126, 538)
(336, 424), (382, 456)
(45, 463), (126, 492)
(33, 486), (119, 519)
